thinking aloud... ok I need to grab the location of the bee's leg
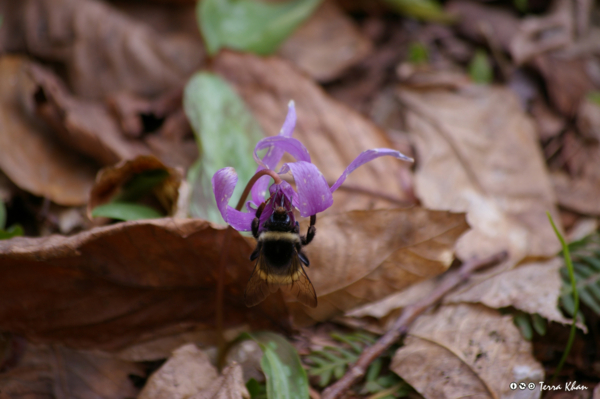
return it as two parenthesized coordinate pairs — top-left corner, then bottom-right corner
(252, 202), (266, 239)
(298, 250), (310, 266)
(293, 221), (300, 234)
(301, 215), (317, 246)
(250, 241), (262, 261)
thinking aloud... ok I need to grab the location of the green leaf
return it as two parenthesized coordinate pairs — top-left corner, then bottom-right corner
(513, 312), (533, 341)
(469, 49), (493, 85)
(247, 378), (267, 399)
(407, 42), (429, 65)
(382, 0), (455, 23)
(587, 91), (600, 106)
(91, 202), (163, 221)
(114, 169), (170, 202)
(513, 0), (528, 12)
(244, 332), (309, 399)
(198, 0), (322, 56)
(0, 224), (24, 240)
(0, 200), (5, 230)
(532, 313), (547, 336)
(184, 72), (265, 224)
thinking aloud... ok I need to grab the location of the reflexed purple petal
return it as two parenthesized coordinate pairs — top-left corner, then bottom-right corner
(330, 149), (413, 193)
(225, 210), (255, 232)
(280, 161), (332, 217)
(250, 102), (299, 205)
(253, 136), (311, 168)
(250, 171), (271, 206)
(212, 167), (237, 217)
(279, 100), (296, 138)
(211, 167), (254, 231)
(246, 201), (257, 212)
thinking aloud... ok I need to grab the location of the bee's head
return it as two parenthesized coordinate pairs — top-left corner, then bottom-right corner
(270, 206), (291, 226)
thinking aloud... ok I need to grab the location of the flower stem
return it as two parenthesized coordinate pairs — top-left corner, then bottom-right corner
(216, 168), (282, 367)
(234, 169), (282, 211)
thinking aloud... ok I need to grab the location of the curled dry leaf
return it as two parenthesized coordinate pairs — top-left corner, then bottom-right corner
(0, 55), (96, 206)
(28, 60), (150, 166)
(447, 258), (574, 327)
(399, 86), (560, 265)
(288, 208), (468, 324)
(87, 155), (183, 219)
(392, 304), (544, 399)
(190, 362), (250, 399)
(278, 1), (372, 82)
(0, 343), (143, 399)
(138, 344), (218, 399)
(139, 344), (249, 399)
(0, 0), (203, 100)
(213, 51), (415, 215)
(0, 218), (289, 350)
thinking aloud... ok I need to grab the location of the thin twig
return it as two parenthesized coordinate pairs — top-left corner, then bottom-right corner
(321, 251), (509, 399)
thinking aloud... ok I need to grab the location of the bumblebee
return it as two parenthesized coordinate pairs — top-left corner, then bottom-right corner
(244, 201), (317, 308)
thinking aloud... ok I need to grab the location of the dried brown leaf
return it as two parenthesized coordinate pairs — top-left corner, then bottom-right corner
(28, 61), (150, 166)
(213, 51), (415, 215)
(399, 86), (560, 264)
(278, 1), (372, 82)
(530, 97), (565, 141)
(0, 55), (96, 206)
(532, 55), (593, 117)
(552, 139), (600, 215)
(0, 219), (289, 350)
(447, 258), (573, 326)
(288, 208), (468, 324)
(577, 98), (600, 141)
(138, 344), (218, 399)
(393, 336), (492, 399)
(0, 343), (143, 399)
(1, 0), (203, 100)
(446, 0), (520, 52)
(191, 363), (250, 399)
(392, 304), (544, 399)
(509, 0), (573, 65)
(139, 344), (249, 399)
(552, 172), (600, 216)
(87, 155), (183, 218)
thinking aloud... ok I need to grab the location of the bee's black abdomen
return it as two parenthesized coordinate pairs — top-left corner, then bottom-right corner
(263, 239), (295, 268)
(258, 231), (300, 270)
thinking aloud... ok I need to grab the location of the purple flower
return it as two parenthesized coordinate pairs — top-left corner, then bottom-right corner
(211, 101), (413, 232)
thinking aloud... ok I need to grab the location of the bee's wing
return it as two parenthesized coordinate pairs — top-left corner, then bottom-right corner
(285, 255), (317, 308)
(244, 252), (317, 308)
(244, 257), (273, 307)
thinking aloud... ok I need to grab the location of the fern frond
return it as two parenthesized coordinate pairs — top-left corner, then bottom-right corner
(560, 230), (600, 318)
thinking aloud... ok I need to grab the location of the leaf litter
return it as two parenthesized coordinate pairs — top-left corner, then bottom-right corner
(1, 0), (600, 397)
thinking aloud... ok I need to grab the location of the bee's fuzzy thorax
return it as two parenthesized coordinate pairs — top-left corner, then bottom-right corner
(258, 231), (300, 243)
